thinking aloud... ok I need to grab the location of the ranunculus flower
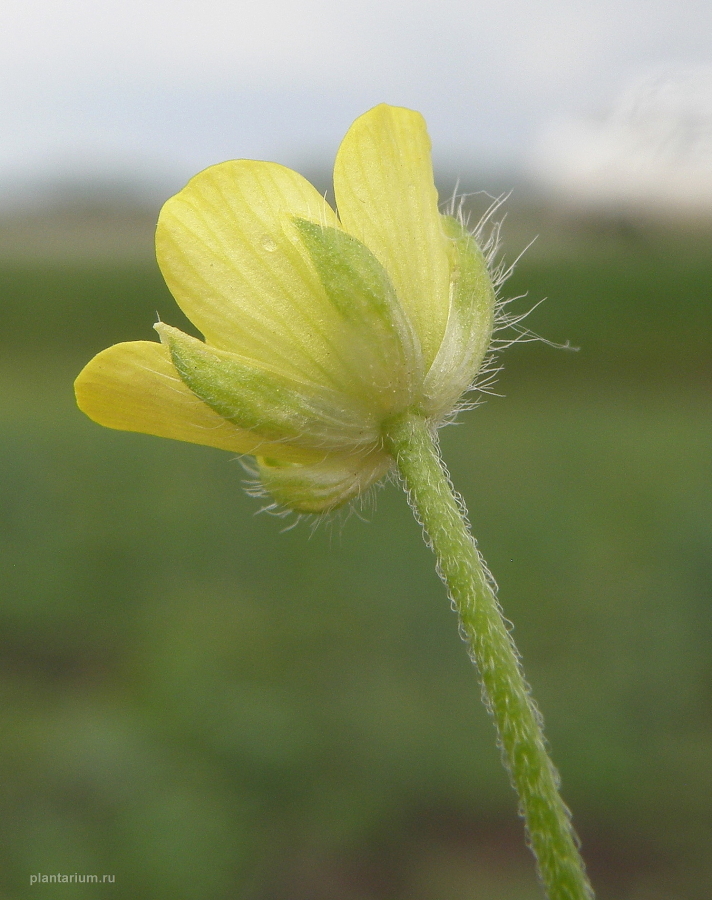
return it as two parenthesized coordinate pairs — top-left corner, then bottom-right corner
(75, 104), (495, 512)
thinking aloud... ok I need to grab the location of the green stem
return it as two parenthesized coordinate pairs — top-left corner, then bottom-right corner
(382, 411), (594, 900)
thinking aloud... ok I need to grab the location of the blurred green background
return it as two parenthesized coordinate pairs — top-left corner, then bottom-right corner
(1, 196), (711, 900)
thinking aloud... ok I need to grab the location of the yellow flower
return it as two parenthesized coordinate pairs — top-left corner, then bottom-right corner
(75, 104), (496, 513)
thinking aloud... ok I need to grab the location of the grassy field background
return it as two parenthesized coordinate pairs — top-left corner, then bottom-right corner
(1, 198), (711, 899)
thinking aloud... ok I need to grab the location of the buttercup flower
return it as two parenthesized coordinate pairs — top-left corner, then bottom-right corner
(75, 104), (496, 512)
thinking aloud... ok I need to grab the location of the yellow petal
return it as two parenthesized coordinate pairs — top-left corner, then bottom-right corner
(333, 104), (452, 368)
(256, 451), (392, 514)
(74, 340), (319, 462)
(156, 160), (359, 392)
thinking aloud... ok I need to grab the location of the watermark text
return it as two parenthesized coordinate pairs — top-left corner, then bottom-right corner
(30, 873), (115, 885)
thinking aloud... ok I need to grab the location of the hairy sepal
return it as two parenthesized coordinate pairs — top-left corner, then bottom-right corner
(292, 218), (422, 417)
(156, 324), (379, 452)
(255, 452), (391, 514)
(421, 215), (496, 418)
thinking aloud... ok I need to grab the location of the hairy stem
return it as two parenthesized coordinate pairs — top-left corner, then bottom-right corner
(382, 410), (594, 900)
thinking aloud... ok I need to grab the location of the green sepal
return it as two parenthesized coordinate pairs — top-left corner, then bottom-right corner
(292, 219), (399, 324)
(156, 323), (378, 451)
(256, 452), (391, 514)
(292, 218), (422, 402)
(421, 215), (496, 417)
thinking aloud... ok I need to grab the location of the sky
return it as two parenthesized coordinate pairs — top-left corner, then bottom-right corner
(2, 0), (711, 205)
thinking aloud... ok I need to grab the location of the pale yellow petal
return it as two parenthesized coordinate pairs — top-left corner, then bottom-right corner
(74, 340), (319, 462)
(333, 104), (452, 368)
(256, 451), (392, 514)
(156, 160), (358, 391)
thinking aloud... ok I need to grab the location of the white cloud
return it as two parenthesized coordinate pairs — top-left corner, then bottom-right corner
(529, 66), (712, 215)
